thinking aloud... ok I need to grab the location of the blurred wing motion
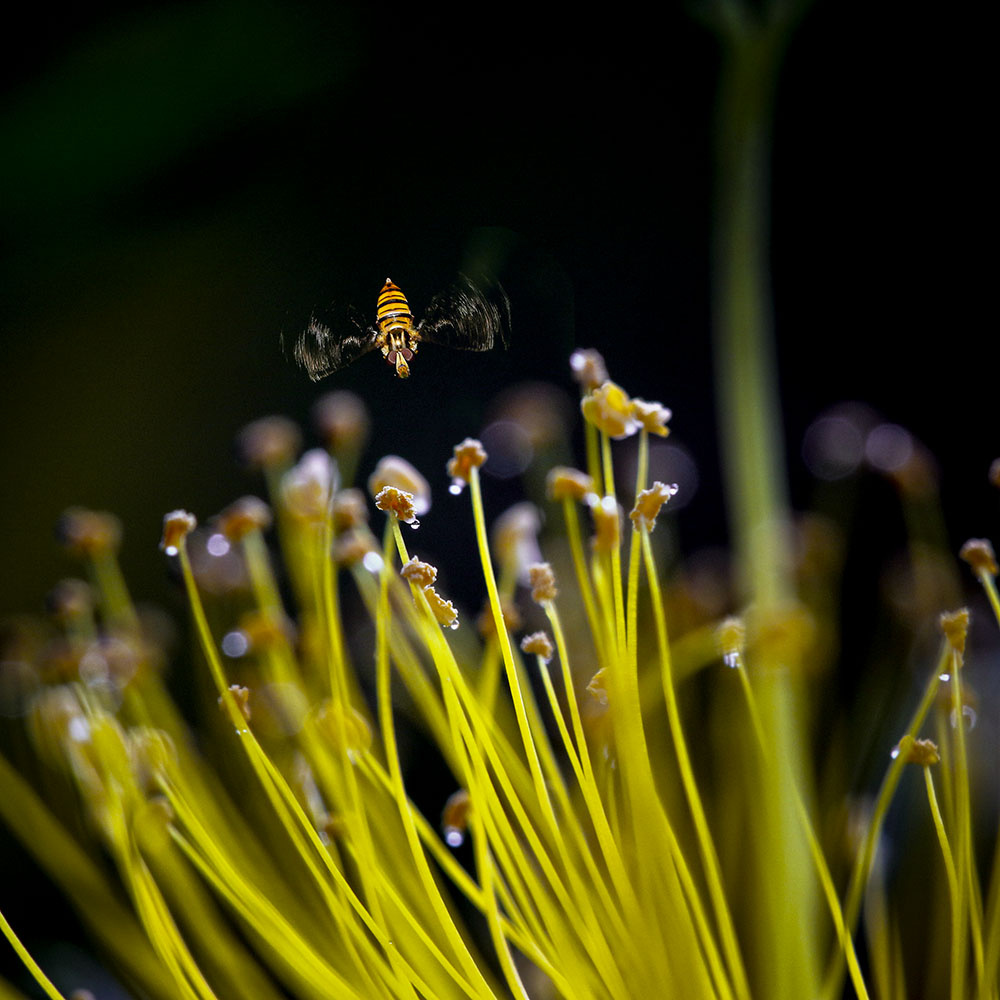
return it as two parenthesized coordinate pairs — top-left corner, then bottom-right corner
(293, 308), (377, 381)
(418, 273), (511, 352)
(292, 274), (510, 380)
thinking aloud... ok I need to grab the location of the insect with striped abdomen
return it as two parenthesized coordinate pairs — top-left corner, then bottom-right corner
(293, 276), (510, 380)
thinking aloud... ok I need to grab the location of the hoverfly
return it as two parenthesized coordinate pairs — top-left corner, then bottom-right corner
(293, 275), (510, 380)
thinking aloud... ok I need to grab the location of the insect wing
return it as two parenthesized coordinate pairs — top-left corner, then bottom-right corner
(293, 304), (378, 381)
(417, 274), (510, 352)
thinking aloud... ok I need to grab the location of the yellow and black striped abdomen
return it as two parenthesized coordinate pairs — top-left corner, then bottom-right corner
(292, 274), (507, 381)
(376, 279), (416, 335)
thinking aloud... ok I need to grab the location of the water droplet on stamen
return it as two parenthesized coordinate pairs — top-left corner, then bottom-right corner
(723, 652), (740, 669)
(444, 826), (464, 848)
(449, 480), (465, 496)
(362, 552), (383, 573)
(939, 672), (951, 682)
(164, 545), (179, 557)
(890, 746), (900, 759)
(950, 705), (977, 730)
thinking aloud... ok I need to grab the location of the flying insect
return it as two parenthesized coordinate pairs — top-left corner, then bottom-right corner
(294, 276), (510, 380)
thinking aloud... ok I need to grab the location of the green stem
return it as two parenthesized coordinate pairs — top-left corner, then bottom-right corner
(643, 531), (750, 1000)
(822, 642), (951, 1000)
(924, 766), (963, 1000)
(709, 5), (815, 994)
(712, 23), (789, 609)
(0, 906), (67, 1000)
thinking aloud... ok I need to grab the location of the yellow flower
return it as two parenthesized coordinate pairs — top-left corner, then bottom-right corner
(528, 561), (558, 603)
(546, 466), (595, 502)
(580, 380), (640, 439)
(939, 607), (970, 653)
(631, 397), (672, 437)
(959, 538), (998, 577)
(374, 485), (420, 525)
(629, 481), (679, 532)
(520, 630), (554, 663)
(446, 437), (487, 490)
(400, 556), (438, 589)
(158, 508), (196, 555)
(589, 494), (621, 551)
(424, 586), (459, 629)
(569, 347), (609, 391)
(368, 455), (431, 515)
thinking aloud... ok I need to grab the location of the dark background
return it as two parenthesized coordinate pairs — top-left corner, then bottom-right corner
(0, 0), (992, 995)
(1, 0), (990, 621)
